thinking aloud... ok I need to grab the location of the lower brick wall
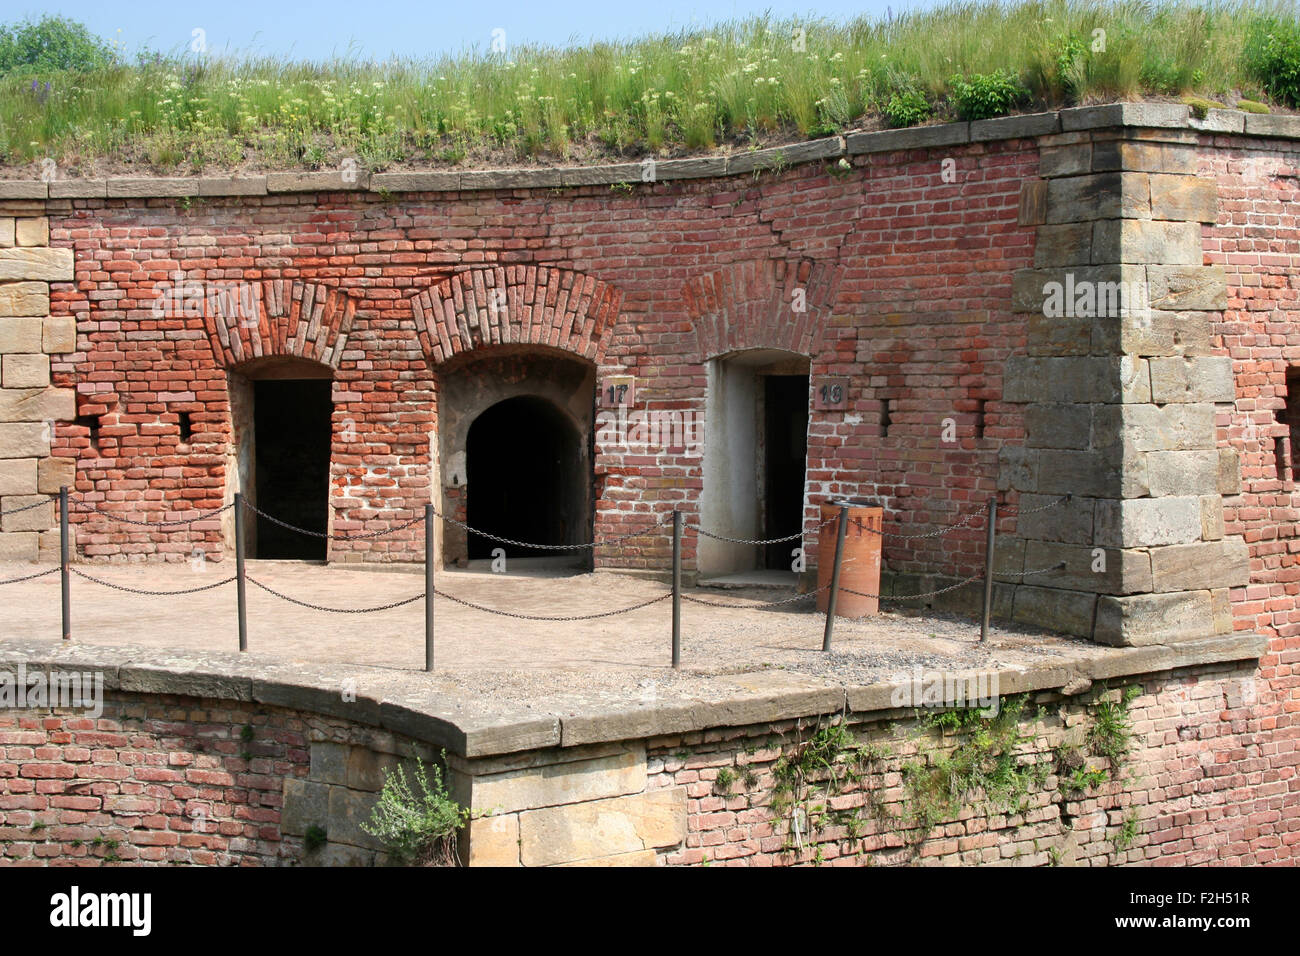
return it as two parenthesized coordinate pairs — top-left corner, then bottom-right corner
(0, 692), (436, 866)
(1, 656), (1292, 866)
(643, 660), (1288, 866)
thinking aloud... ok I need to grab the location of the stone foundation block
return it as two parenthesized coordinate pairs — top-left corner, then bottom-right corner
(1094, 591), (1214, 645)
(518, 787), (687, 867)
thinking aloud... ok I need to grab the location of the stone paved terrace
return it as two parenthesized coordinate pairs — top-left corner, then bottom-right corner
(0, 559), (1263, 756)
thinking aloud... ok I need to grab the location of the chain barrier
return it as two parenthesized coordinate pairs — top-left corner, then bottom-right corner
(0, 497), (55, 519)
(74, 501), (235, 528)
(0, 566), (60, 586)
(436, 509), (673, 551)
(70, 568), (237, 596)
(682, 584), (831, 609)
(434, 586), (672, 621)
(241, 500), (427, 541)
(246, 576), (425, 614)
(8, 487), (1079, 660)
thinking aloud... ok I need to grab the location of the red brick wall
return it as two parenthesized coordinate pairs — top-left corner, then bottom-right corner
(1202, 136), (1300, 844)
(47, 139), (1036, 575)
(0, 695), (308, 865)
(648, 662), (1289, 866)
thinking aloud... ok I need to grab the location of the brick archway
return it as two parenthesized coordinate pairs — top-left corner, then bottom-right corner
(683, 259), (840, 360)
(199, 279), (357, 369)
(409, 266), (623, 365)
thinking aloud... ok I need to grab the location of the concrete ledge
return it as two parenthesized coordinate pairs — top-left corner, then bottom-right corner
(0, 182), (48, 200)
(971, 111), (1060, 141)
(198, 177), (269, 197)
(48, 180), (106, 199)
(1061, 103), (1192, 131)
(846, 122), (970, 154)
(0, 631), (1267, 760)
(18, 104), (1300, 199)
(106, 178), (195, 198)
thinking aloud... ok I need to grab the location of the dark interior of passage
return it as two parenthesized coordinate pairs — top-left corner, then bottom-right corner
(253, 379), (332, 560)
(467, 395), (582, 558)
(763, 375), (810, 569)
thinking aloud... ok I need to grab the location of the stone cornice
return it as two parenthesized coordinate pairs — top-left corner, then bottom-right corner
(4, 104), (1296, 202)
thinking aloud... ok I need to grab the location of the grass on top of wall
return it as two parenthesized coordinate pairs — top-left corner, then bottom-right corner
(2, 0), (1299, 177)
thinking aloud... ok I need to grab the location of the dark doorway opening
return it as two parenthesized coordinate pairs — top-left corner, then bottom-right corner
(467, 395), (584, 559)
(253, 379), (332, 560)
(763, 375), (810, 569)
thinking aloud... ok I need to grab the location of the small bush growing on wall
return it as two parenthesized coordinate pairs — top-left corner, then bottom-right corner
(362, 756), (469, 866)
(948, 71), (1027, 120)
(882, 88), (932, 128)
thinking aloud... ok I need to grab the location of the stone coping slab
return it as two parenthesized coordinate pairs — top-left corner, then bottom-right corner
(15, 105), (1300, 200)
(0, 631), (1265, 759)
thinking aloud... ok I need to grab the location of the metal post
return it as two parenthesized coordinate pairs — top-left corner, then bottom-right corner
(671, 510), (682, 669)
(822, 505), (849, 652)
(425, 503), (436, 673)
(59, 486), (70, 642)
(980, 496), (998, 643)
(235, 493), (248, 652)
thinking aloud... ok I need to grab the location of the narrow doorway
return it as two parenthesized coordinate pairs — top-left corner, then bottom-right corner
(466, 395), (585, 559)
(763, 375), (810, 569)
(699, 349), (811, 579)
(253, 379), (332, 560)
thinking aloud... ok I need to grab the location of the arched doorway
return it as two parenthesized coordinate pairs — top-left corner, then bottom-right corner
(227, 357), (334, 561)
(466, 396), (585, 559)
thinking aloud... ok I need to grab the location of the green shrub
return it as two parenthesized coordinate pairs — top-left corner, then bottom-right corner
(1245, 17), (1300, 107)
(882, 88), (932, 128)
(948, 70), (1027, 120)
(0, 15), (114, 75)
(361, 756), (469, 866)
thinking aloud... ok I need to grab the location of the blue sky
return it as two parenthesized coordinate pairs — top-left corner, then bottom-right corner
(10, 1), (937, 61)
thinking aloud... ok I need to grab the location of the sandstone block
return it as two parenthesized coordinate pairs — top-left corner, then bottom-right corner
(0, 530), (38, 561)
(1093, 591), (1214, 646)
(0, 282), (48, 317)
(518, 787), (687, 867)
(1217, 449), (1242, 495)
(14, 218), (48, 247)
(1144, 449), (1220, 496)
(0, 422), (48, 458)
(327, 786), (386, 851)
(1149, 537), (1250, 592)
(0, 219), (12, 247)
(281, 778), (330, 838)
(1090, 219), (1201, 265)
(0, 317), (42, 354)
(1023, 540), (1153, 594)
(1023, 404), (1091, 449)
(36, 457), (75, 494)
(0, 457), (36, 493)
(0, 494), (52, 531)
(1046, 172), (1147, 222)
(1094, 496), (1203, 548)
(1148, 356), (1235, 403)
(1011, 585), (1098, 637)
(1146, 265), (1227, 311)
(466, 813), (520, 867)
(42, 316), (76, 354)
(0, 386), (74, 422)
(1148, 174), (1217, 223)
(468, 745), (645, 813)
(0, 248), (73, 282)
(1, 353), (50, 389)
